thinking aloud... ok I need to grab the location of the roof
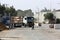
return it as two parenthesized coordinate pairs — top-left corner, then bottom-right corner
(53, 9), (60, 12)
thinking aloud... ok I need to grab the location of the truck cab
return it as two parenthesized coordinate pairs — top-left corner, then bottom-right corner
(25, 17), (34, 27)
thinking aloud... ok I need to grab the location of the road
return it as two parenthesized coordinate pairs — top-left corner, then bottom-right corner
(0, 25), (60, 40)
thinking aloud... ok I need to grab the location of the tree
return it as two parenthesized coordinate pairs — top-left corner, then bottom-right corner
(5, 7), (10, 16)
(56, 18), (60, 24)
(5, 6), (17, 16)
(17, 9), (24, 16)
(9, 6), (17, 16)
(17, 9), (34, 17)
(0, 4), (5, 17)
(34, 18), (37, 23)
(44, 13), (55, 24)
(24, 9), (34, 17)
(41, 7), (51, 12)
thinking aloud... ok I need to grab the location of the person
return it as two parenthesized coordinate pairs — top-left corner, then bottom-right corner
(32, 22), (34, 30)
(32, 26), (34, 30)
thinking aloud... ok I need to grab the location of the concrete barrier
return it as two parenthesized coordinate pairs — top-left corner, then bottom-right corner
(54, 24), (60, 29)
(42, 24), (60, 29)
(34, 23), (60, 29)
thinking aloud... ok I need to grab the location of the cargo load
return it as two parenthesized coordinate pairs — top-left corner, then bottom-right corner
(11, 16), (23, 27)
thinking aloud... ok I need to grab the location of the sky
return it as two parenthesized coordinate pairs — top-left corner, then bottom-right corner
(0, 0), (60, 12)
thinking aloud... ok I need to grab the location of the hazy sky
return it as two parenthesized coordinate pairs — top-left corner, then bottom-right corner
(0, 0), (60, 12)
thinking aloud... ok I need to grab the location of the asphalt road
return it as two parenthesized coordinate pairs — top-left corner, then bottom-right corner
(0, 25), (60, 40)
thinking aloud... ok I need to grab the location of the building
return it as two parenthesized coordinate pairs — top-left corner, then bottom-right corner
(34, 10), (51, 23)
(34, 9), (60, 24)
(53, 9), (60, 18)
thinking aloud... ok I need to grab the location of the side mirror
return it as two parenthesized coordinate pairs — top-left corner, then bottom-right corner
(25, 18), (27, 20)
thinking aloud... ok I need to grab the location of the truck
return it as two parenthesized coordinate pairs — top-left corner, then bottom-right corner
(11, 16), (23, 28)
(24, 17), (34, 27)
(0, 16), (10, 31)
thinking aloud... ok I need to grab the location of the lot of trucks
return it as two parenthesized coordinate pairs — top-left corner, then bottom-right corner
(0, 16), (34, 31)
(11, 16), (34, 28)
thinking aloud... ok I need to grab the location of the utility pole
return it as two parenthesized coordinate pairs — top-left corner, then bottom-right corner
(37, 8), (40, 25)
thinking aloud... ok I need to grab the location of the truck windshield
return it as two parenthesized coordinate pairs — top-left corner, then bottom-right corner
(27, 17), (34, 22)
